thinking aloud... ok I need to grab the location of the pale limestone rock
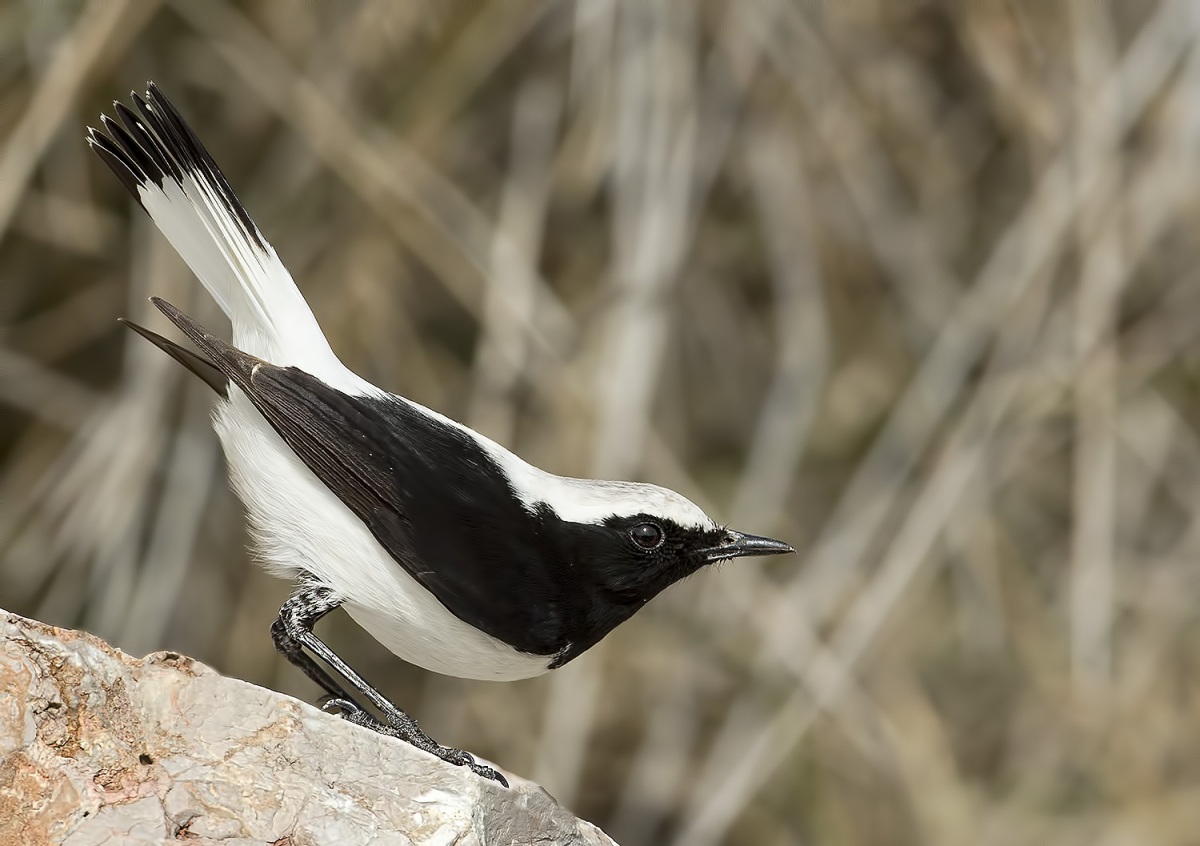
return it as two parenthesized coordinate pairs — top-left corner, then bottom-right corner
(0, 609), (617, 846)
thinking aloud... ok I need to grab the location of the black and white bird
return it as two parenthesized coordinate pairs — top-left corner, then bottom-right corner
(88, 83), (794, 785)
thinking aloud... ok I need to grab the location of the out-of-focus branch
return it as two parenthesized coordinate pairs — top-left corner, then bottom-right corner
(0, 0), (159, 237)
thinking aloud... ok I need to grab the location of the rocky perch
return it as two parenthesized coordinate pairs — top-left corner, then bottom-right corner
(0, 609), (616, 846)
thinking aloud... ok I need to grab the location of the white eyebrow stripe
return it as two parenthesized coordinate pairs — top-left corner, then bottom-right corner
(502, 467), (718, 529)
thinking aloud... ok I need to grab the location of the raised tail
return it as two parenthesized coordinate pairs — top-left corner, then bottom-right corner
(88, 83), (338, 377)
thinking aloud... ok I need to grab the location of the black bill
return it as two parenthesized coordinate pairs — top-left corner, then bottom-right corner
(702, 530), (795, 563)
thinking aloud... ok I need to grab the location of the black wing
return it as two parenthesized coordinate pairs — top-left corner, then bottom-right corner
(149, 297), (578, 656)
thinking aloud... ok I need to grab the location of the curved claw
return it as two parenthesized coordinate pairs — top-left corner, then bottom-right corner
(469, 761), (510, 788)
(423, 744), (509, 788)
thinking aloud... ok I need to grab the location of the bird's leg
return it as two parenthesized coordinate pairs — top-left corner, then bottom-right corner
(273, 584), (434, 733)
(272, 584), (508, 787)
(271, 585), (355, 701)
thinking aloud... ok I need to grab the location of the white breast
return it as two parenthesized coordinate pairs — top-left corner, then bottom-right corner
(211, 389), (552, 682)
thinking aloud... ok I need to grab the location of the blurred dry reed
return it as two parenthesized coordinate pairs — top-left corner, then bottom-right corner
(5, 1), (1200, 844)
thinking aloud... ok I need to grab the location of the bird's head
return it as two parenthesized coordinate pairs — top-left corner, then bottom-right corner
(537, 477), (794, 605)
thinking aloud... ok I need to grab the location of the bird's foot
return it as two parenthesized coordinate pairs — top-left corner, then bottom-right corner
(321, 697), (509, 787)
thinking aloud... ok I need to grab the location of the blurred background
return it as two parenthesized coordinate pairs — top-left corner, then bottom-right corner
(5, 0), (1200, 843)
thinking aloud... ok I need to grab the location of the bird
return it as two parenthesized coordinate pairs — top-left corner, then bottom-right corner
(87, 83), (795, 786)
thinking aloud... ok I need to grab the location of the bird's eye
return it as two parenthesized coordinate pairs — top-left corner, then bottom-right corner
(630, 522), (664, 550)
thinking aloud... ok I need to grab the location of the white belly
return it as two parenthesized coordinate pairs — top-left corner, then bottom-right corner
(212, 390), (551, 682)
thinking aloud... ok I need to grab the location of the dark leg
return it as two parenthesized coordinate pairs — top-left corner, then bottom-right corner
(272, 584), (508, 787)
(270, 586), (354, 701)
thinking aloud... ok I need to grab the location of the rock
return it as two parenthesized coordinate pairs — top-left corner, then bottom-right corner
(0, 609), (617, 846)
